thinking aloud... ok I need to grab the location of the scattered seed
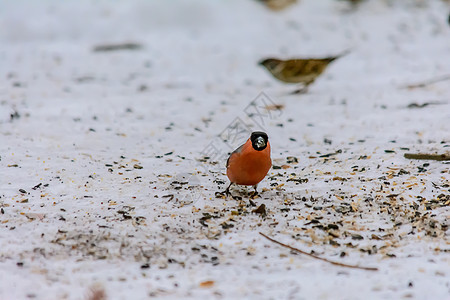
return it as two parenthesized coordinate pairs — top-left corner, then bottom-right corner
(200, 280), (214, 288)
(351, 234), (364, 240)
(32, 183), (42, 190)
(286, 156), (298, 164)
(253, 204), (266, 216)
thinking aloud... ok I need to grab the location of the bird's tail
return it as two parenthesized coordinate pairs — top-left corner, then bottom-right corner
(328, 48), (352, 62)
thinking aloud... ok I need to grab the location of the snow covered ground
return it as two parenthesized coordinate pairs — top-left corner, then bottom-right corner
(0, 0), (449, 299)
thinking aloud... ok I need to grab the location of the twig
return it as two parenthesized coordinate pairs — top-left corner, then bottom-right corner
(259, 232), (378, 271)
(402, 74), (450, 89)
(93, 43), (142, 52)
(404, 153), (450, 161)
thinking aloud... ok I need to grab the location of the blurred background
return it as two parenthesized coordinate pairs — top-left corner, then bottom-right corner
(1, 0), (449, 150)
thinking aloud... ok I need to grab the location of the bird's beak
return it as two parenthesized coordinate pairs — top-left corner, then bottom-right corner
(255, 136), (266, 148)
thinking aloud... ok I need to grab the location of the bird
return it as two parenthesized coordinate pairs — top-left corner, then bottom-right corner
(224, 131), (272, 197)
(256, 0), (297, 11)
(337, 0), (365, 9)
(259, 50), (350, 93)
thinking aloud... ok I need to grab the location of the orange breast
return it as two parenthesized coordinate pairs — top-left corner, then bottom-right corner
(226, 140), (271, 186)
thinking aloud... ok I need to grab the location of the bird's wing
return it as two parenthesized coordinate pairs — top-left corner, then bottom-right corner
(226, 144), (244, 168)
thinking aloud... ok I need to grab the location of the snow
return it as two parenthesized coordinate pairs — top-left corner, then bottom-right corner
(0, 0), (449, 299)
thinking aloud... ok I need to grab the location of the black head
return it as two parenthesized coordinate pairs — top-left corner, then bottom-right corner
(250, 131), (269, 151)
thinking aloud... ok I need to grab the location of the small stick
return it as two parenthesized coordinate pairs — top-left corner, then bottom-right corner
(259, 232), (378, 271)
(402, 74), (450, 89)
(404, 153), (450, 161)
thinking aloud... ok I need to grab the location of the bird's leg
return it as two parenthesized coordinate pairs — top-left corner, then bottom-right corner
(291, 85), (309, 94)
(224, 182), (233, 197)
(250, 185), (259, 199)
(291, 78), (316, 94)
(305, 78), (316, 87)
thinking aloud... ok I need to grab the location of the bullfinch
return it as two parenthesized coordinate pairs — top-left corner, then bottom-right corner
(225, 131), (272, 196)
